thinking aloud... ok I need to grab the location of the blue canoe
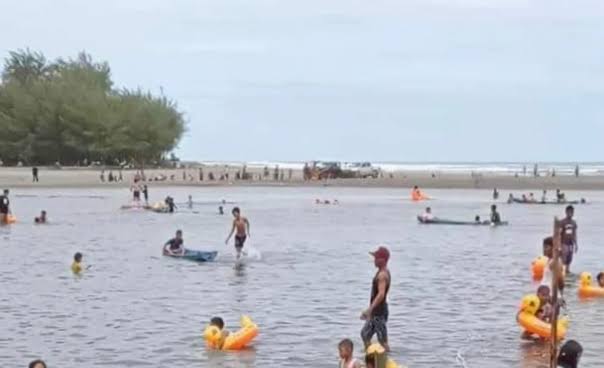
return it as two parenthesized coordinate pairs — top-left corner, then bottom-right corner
(163, 249), (218, 262)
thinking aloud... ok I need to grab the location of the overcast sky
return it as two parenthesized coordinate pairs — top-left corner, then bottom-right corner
(1, 0), (603, 162)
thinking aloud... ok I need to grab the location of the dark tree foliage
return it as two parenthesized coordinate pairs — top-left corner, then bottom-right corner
(0, 49), (186, 165)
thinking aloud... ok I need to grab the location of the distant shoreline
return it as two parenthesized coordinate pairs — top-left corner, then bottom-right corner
(1, 166), (604, 191)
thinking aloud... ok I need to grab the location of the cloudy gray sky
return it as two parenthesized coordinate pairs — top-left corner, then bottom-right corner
(2, 0), (603, 162)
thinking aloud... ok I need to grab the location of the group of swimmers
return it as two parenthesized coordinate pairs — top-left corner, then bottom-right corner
(505, 189), (585, 204)
(0, 188), (47, 224)
(514, 206), (588, 367)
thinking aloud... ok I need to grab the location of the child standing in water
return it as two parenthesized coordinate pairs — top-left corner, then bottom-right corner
(536, 285), (553, 323)
(338, 339), (362, 368)
(225, 207), (250, 260)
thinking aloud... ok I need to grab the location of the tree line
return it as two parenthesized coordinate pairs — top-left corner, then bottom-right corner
(0, 49), (186, 166)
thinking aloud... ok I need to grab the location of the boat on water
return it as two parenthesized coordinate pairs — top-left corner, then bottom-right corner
(163, 249), (218, 262)
(417, 216), (508, 226)
(510, 198), (585, 205)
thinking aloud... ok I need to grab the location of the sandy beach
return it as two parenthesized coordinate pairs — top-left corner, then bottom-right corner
(1, 166), (603, 190)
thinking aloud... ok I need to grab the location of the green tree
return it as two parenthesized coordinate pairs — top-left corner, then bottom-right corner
(0, 49), (186, 166)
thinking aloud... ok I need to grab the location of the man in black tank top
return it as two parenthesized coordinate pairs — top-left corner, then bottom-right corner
(361, 246), (391, 351)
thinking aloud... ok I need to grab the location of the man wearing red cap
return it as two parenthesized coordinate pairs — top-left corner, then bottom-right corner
(361, 246), (391, 351)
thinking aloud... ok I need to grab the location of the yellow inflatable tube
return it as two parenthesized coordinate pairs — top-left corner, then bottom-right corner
(203, 316), (258, 351)
(366, 343), (405, 368)
(578, 272), (604, 298)
(517, 294), (567, 340)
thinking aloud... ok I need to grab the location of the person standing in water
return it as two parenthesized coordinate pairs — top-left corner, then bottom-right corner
(0, 189), (10, 224)
(32, 166), (39, 182)
(142, 185), (149, 204)
(361, 246), (391, 351)
(225, 207), (250, 260)
(492, 188), (499, 200)
(490, 204), (502, 225)
(130, 179), (142, 203)
(560, 205), (578, 274)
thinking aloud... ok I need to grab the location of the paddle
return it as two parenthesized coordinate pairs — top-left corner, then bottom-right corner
(549, 218), (562, 368)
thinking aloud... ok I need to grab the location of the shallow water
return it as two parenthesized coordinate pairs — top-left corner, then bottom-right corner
(1, 187), (603, 367)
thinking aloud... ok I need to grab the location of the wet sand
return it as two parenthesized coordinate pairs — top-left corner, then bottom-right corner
(1, 166), (604, 190)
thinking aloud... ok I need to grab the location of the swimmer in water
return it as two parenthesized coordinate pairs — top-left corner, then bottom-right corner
(338, 339), (362, 368)
(536, 285), (553, 323)
(187, 195), (193, 209)
(218, 206), (224, 215)
(421, 207), (434, 221)
(209, 317), (229, 349)
(163, 229), (184, 255)
(29, 360), (47, 368)
(225, 207), (250, 260)
(71, 252), (83, 274)
(558, 340), (582, 368)
(597, 272), (604, 288)
(35, 210), (47, 224)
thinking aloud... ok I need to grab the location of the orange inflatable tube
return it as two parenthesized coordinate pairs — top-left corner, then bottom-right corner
(518, 312), (568, 340)
(578, 272), (604, 298)
(531, 256), (547, 281)
(203, 316), (258, 351)
(517, 294), (568, 340)
(2, 214), (17, 224)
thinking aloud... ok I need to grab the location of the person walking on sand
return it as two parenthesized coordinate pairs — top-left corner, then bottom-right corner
(361, 246), (391, 351)
(225, 207), (250, 260)
(32, 167), (39, 182)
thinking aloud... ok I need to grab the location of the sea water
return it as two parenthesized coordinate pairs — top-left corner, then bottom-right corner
(1, 186), (603, 367)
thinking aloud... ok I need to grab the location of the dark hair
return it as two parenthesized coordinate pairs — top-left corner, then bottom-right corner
(3, 189), (8, 194)
(74, 252), (82, 261)
(365, 354), (375, 367)
(41, 210), (46, 215)
(566, 205), (574, 212)
(537, 285), (550, 294)
(597, 272), (604, 283)
(176, 229), (183, 235)
(29, 360), (47, 368)
(491, 204), (497, 210)
(232, 207), (240, 214)
(557, 340), (582, 368)
(210, 317), (224, 329)
(543, 236), (553, 247)
(338, 338), (353, 350)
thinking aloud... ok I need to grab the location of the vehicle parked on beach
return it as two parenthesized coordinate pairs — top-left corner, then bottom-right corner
(342, 162), (380, 179)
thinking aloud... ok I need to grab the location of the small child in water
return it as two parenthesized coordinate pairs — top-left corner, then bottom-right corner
(71, 252), (83, 274)
(364, 354), (375, 368)
(536, 285), (553, 323)
(597, 272), (604, 288)
(210, 317), (229, 349)
(338, 339), (361, 368)
(35, 210), (47, 224)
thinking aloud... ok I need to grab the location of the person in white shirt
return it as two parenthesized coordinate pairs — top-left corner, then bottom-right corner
(421, 207), (434, 221)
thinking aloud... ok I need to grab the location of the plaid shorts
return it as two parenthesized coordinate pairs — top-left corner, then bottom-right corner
(361, 313), (388, 346)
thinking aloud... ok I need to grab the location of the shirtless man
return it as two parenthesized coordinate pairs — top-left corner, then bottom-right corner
(130, 179), (142, 203)
(225, 207), (250, 260)
(559, 205), (578, 274)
